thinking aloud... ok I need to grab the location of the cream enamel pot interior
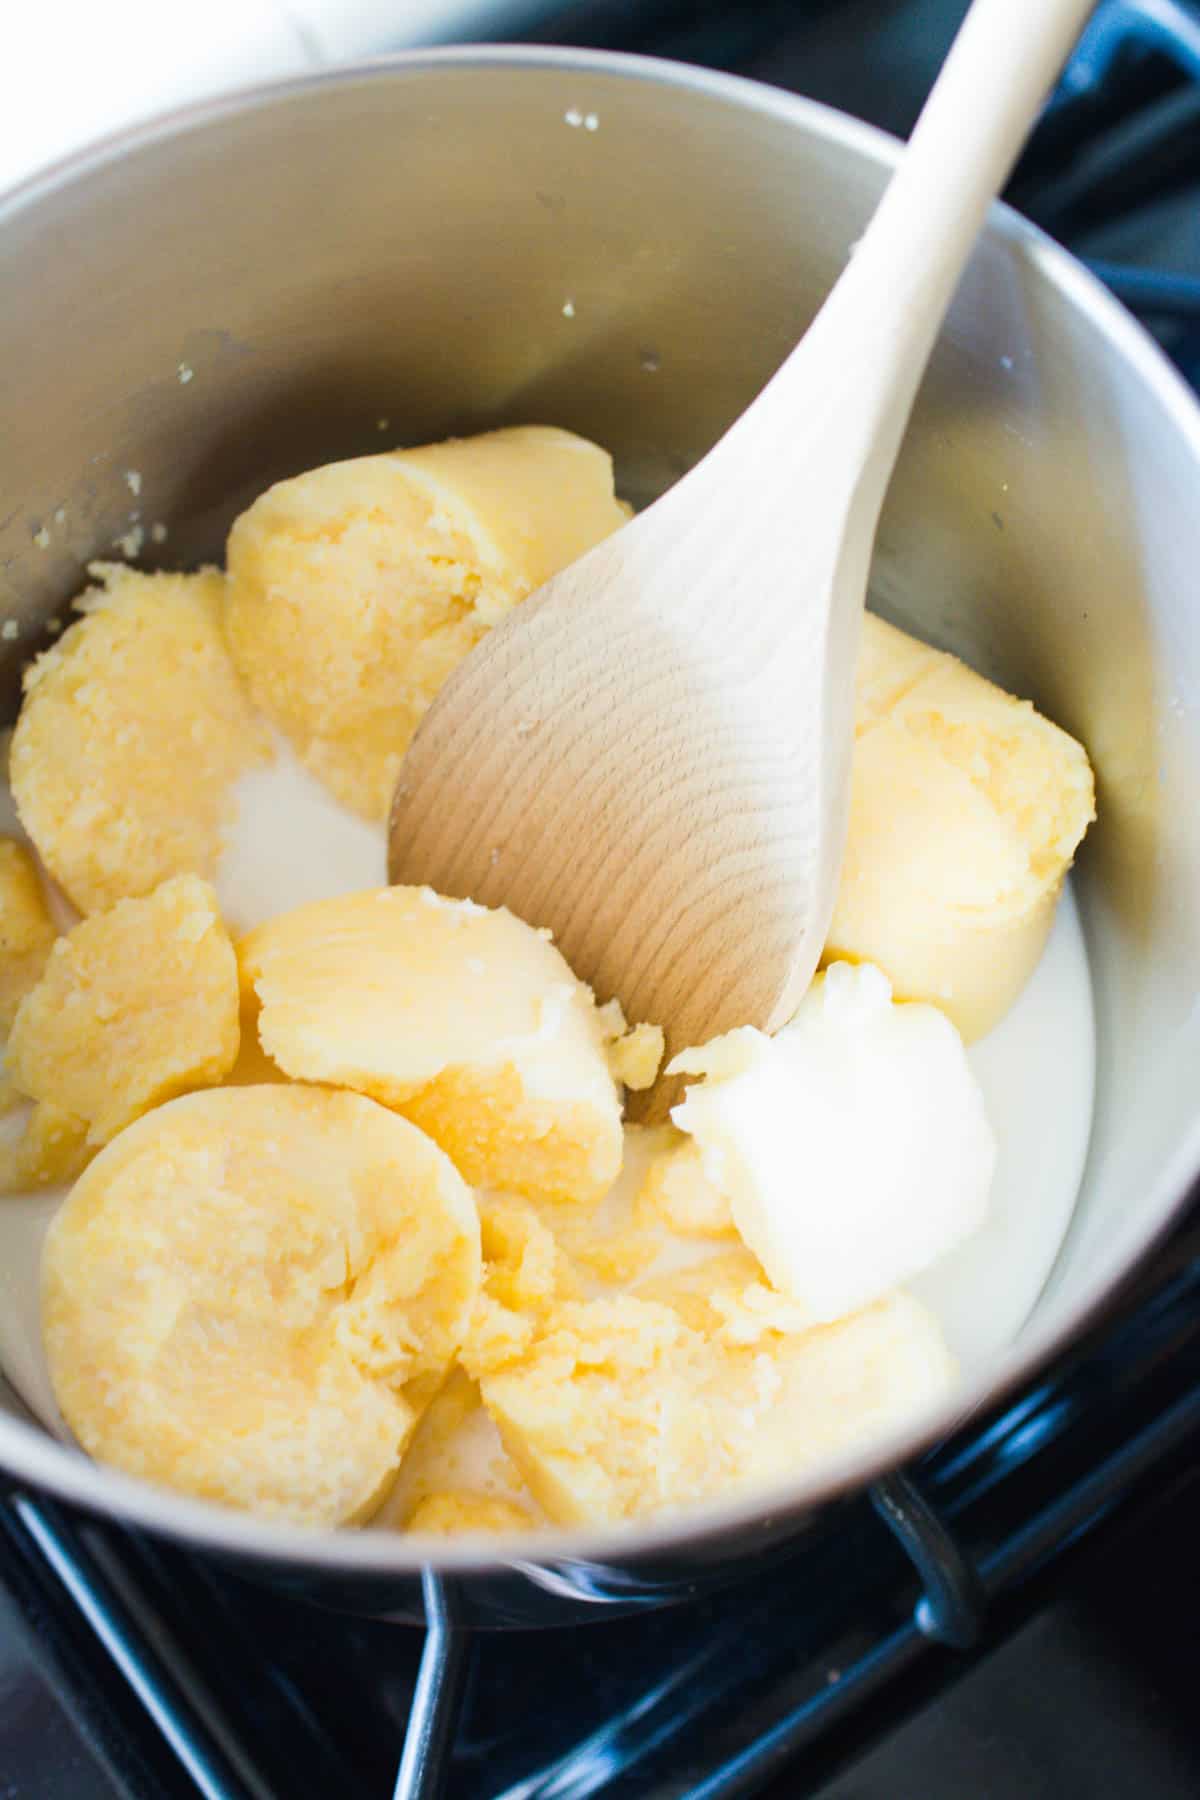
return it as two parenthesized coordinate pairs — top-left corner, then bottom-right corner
(1, 47), (1199, 1627)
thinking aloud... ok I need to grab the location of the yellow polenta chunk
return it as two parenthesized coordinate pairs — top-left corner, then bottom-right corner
(0, 1102), (90, 1192)
(7, 877), (239, 1147)
(479, 1269), (953, 1526)
(597, 1005), (665, 1091)
(827, 614), (1095, 1040)
(240, 886), (627, 1204)
(406, 1493), (535, 1535)
(0, 838), (58, 1118)
(476, 1195), (581, 1320)
(0, 839), (56, 1035)
(460, 1195), (583, 1376)
(480, 1294), (712, 1524)
(380, 1366), (542, 1533)
(42, 1086), (482, 1526)
(226, 995), (288, 1088)
(225, 426), (629, 821)
(634, 1250), (811, 1340)
(634, 1130), (736, 1240)
(10, 565), (268, 914)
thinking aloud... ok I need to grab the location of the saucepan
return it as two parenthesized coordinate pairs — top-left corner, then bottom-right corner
(1, 47), (1199, 1630)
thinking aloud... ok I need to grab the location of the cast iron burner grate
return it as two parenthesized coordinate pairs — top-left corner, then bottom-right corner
(4, 4), (1200, 1797)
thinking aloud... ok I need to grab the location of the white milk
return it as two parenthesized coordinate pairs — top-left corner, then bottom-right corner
(214, 733), (385, 932)
(915, 884), (1095, 1368)
(0, 752), (1095, 1456)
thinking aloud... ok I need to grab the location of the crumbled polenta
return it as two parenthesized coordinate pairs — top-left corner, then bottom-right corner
(0, 1101), (90, 1191)
(459, 1197), (582, 1380)
(479, 1272), (954, 1526)
(633, 1130), (736, 1240)
(597, 1000), (665, 1092)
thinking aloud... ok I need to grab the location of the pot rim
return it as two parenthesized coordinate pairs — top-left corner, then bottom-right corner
(2, 41), (1198, 1577)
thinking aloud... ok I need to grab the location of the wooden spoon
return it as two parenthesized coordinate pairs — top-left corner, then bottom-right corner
(389, 0), (1097, 1096)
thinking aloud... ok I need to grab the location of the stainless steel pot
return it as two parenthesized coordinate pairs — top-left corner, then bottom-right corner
(2, 46), (1199, 1629)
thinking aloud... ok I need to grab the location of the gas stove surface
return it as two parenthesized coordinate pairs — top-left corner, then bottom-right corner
(4, 4), (1200, 1798)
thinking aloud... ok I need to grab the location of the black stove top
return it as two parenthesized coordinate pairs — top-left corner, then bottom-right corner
(6, 4), (1200, 1797)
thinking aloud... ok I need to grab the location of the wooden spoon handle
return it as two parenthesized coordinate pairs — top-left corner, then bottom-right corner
(770, 0), (1099, 473)
(851, 0), (1098, 320)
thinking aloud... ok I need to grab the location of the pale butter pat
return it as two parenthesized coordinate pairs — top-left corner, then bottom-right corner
(670, 962), (995, 1322)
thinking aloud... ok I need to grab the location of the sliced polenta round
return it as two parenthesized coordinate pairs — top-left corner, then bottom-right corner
(42, 1085), (481, 1526)
(239, 886), (635, 1205)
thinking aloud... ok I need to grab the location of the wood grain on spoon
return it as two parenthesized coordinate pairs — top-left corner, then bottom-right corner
(389, 0), (1097, 1102)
